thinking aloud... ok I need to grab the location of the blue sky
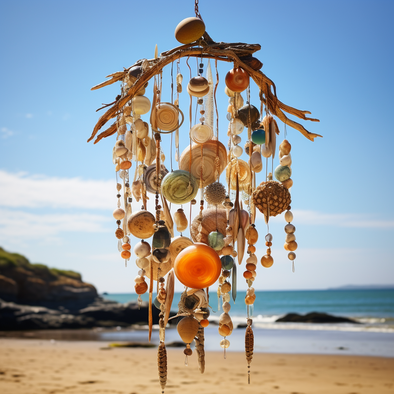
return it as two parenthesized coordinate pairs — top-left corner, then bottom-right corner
(1, 0), (393, 293)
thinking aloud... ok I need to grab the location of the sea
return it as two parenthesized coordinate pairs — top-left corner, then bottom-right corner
(100, 289), (394, 358)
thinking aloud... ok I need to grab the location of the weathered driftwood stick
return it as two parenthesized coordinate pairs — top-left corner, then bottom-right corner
(89, 34), (321, 143)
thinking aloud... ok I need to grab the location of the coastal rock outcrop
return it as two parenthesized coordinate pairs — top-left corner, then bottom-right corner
(276, 312), (360, 324)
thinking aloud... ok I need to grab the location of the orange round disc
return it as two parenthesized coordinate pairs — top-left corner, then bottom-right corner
(174, 243), (221, 289)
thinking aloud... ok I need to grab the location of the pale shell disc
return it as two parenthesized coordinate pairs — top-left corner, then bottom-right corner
(132, 96), (151, 115)
(190, 123), (213, 144)
(156, 103), (179, 132)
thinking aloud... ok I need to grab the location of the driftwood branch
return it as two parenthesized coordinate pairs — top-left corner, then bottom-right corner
(89, 33), (321, 143)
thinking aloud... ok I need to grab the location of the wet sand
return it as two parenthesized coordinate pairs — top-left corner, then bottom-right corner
(0, 338), (393, 394)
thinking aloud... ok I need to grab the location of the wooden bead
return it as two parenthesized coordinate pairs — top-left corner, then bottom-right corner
(261, 255), (274, 268)
(120, 250), (131, 259)
(287, 241), (298, 251)
(200, 319), (209, 328)
(243, 270), (253, 279)
(122, 243), (131, 250)
(113, 208), (125, 220)
(288, 252), (296, 261)
(265, 241), (272, 247)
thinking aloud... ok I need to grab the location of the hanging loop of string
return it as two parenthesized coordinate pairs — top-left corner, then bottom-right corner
(195, 0), (203, 21)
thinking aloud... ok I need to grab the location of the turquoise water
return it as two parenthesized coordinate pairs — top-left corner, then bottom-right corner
(103, 289), (394, 332)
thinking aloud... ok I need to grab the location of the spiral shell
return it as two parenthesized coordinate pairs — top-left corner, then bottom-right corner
(190, 208), (227, 245)
(226, 159), (251, 191)
(190, 123), (213, 144)
(143, 164), (169, 194)
(179, 140), (227, 187)
(252, 181), (291, 217)
(161, 170), (199, 204)
(169, 236), (193, 260)
(127, 210), (156, 239)
(225, 67), (250, 92)
(155, 103), (182, 132)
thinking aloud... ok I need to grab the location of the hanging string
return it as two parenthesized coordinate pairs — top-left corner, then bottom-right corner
(170, 61), (174, 172)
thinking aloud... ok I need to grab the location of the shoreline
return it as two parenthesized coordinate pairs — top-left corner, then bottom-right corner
(0, 338), (393, 394)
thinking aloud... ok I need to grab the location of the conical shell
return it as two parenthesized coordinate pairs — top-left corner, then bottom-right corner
(177, 316), (200, 344)
(190, 208), (227, 245)
(127, 210), (156, 239)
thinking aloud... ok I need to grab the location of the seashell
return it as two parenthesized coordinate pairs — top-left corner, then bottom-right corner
(250, 151), (263, 173)
(134, 240), (151, 258)
(188, 76), (209, 92)
(134, 119), (149, 139)
(174, 208), (188, 232)
(174, 243), (222, 289)
(113, 208), (125, 220)
(174, 17), (205, 44)
(143, 164), (169, 194)
(237, 227), (245, 265)
(285, 241), (298, 251)
(221, 245), (233, 256)
(281, 178), (293, 189)
(261, 143), (271, 158)
(187, 84), (210, 97)
(246, 254), (258, 265)
(161, 170), (199, 204)
(285, 223), (296, 234)
(115, 228), (124, 239)
(284, 210), (293, 223)
(252, 180), (291, 217)
(232, 145), (243, 157)
(124, 129), (133, 151)
(245, 226), (258, 244)
(177, 316), (200, 344)
(121, 250), (131, 259)
(117, 124), (127, 135)
(221, 256), (234, 271)
(226, 159), (251, 191)
(204, 182), (226, 206)
(190, 123), (213, 144)
(145, 254), (173, 280)
(115, 142), (128, 157)
(245, 294), (256, 304)
(240, 209), (250, 230)
(155, 103), (182, 132)
(229, 93), (244, 109)
(179, 140), (227, 187)
(261, 255), (274, 268)
(274, 165), (292, 182)
(137, 141), (146, 162)
(225, 67), (249, 92)
(187, 289), (208, 309)
(164, 270), (175, 326)
(208, 231), (225, 251)
(222, 302), (231, 313)
(119, 160), (131, 170)
(144, 137), (156, 167)
(132, 96), (151, 115)
(221, 282), (231, 294)
(285, 233), (296, 243)
(218, 324), (232, 337)
(279, 154), (292, 167)
(132, 180), (142, 202)
(122, 243), (131, 251)
(152, 248), (171, 264)
(135, 281), (148, 295)
(169, 236), (193, 261)
(236, 104), (260, 127)
(230, 118), (244, 135)
(279, 139), (292, 155)
(219, 312), (231, 325)
(232, 135), (242, 145)
(246, 263), (256, 271)
(152, 224), (171, 249)
(127, 210), (156, 239)
(128, 65), (143, 83)
(190, 208), (227, 245)
(136, 257), (149, 270)
(224, 86), (235, 97)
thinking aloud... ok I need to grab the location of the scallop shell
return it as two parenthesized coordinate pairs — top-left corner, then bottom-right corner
(169, 236), (193, 260)
(161, 170), (199, 204)
(143, 164), (169, 194)
(226, 159), (251, 191)
(190, 208), (227, 245)
(179, 140), (227, 187)
(177, 316), (200, 344)
(132, 96), (151, 115)
(190, 123), (213, 144)
(174, 17), (205, 44)
(127, 210), (156, 239)
(155, 103), (180, 132)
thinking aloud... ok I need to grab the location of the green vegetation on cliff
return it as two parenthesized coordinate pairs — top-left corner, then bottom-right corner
(0, 247), (82, 280)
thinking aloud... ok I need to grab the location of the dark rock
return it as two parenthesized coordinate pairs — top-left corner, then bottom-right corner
(276, 312), (360, 324)
(0, 275), (18, 301)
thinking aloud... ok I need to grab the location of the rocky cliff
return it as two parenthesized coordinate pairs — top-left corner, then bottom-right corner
(0, 247), (97, 303)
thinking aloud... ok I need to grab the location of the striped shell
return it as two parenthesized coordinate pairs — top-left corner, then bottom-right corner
(143, 164), (169, 194)
(190, 123), (213, 144)
(161, 170), (199, 204)
(226, 159), (251, 191)
(156, 103), (180, 132)
(132, 96), (151, 115)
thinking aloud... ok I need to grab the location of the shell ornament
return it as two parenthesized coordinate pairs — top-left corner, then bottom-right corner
(88, 1), (320, 390)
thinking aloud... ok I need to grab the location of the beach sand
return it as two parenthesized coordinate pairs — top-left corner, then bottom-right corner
(0, 338), (393, 394)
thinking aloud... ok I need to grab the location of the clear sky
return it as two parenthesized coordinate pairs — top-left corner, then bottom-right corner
(1, 0), (393, 293)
